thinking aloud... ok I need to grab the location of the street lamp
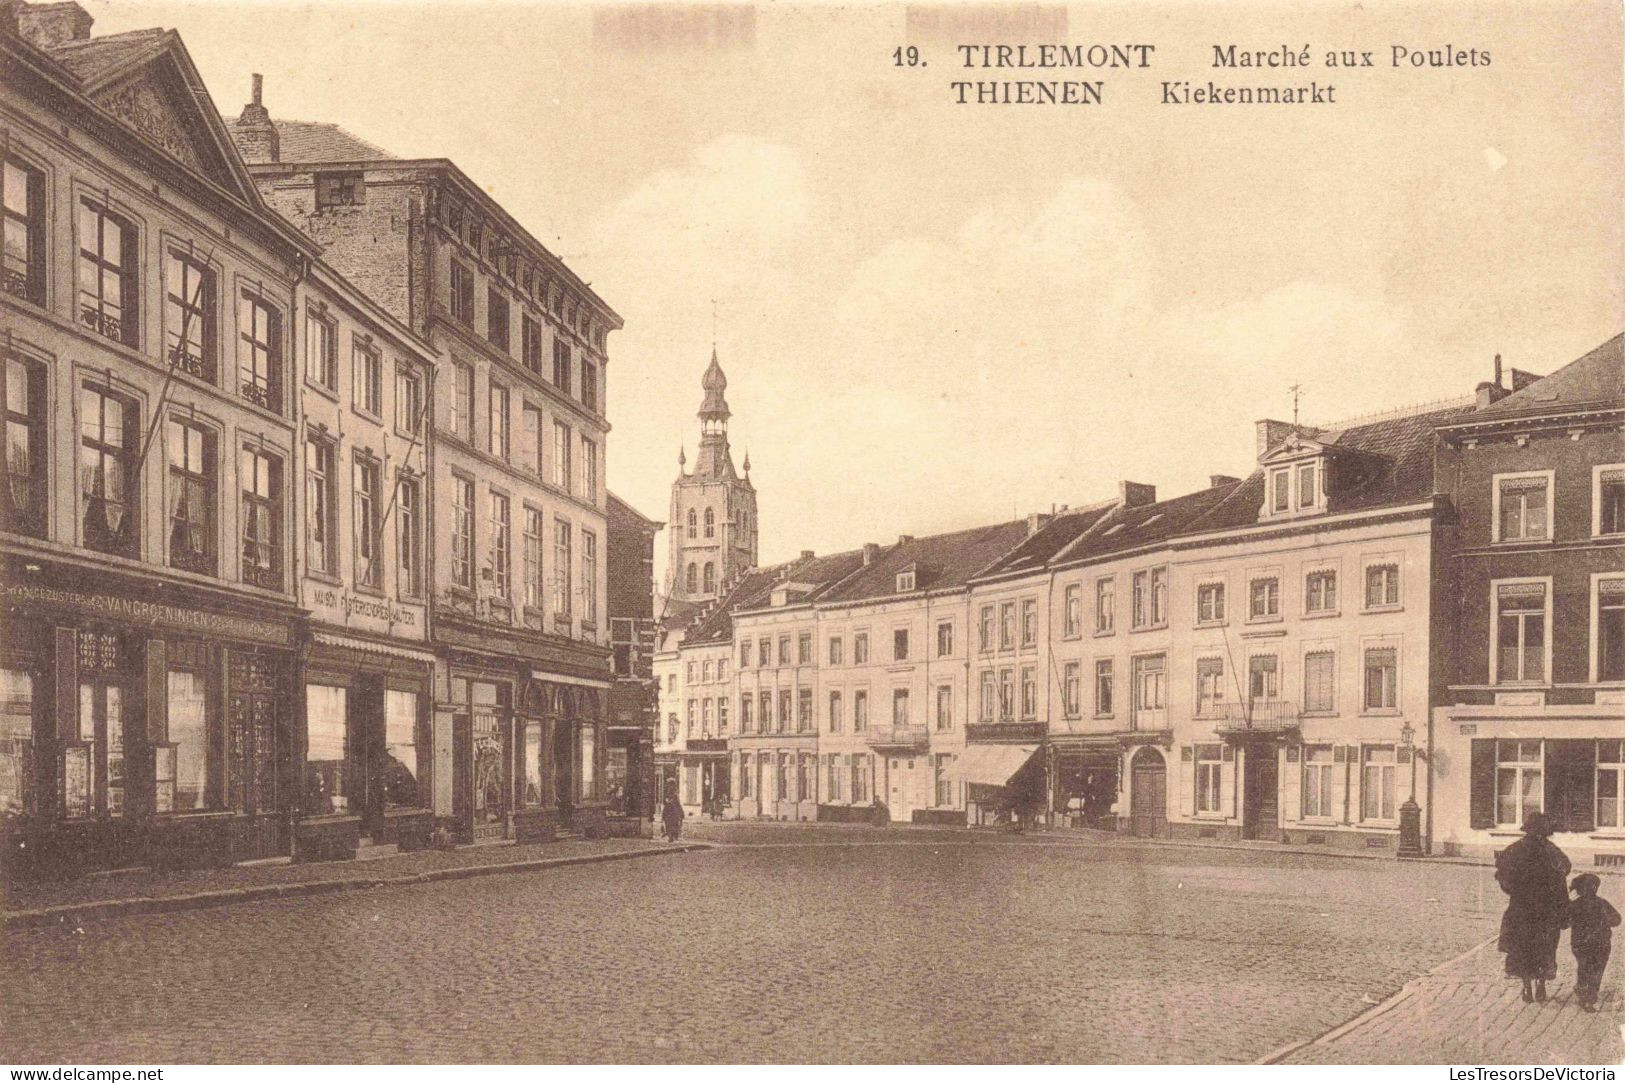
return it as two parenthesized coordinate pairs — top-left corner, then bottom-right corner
(1398, 721), (1426, 858)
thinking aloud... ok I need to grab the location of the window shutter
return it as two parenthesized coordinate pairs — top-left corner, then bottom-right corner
(145, 639), (167, 744)
(1283, 746), (1302, 823)
(1221, 755), (1236, 818)
(1343, 745), (1361, 824)
(55, 627), (77, 742)
(1468, 739), (1496, 829)
(1545, 739), (1596, 833)
(1177, 747), (1194, 817)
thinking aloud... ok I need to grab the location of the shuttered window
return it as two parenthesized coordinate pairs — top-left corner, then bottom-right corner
(1304, 650), (1336, 714)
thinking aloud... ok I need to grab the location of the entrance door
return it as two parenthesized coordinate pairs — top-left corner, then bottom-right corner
(888, 757), (914, 822)
(451, 711), (472, 841)
(1242, 744), (1280, 840)
(1129, 746), (1167, 837)
(228, 651), (285, 859)
(553, 720), (575, 829)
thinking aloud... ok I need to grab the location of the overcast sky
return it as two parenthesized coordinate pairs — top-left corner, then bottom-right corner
(95, 0), (1624, 577)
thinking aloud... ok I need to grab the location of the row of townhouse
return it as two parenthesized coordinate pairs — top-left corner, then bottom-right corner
(655, 335), (1623, 861)
(1, 3), (654, 879)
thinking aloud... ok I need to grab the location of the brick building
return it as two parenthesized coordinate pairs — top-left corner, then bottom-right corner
(605, 491), (660, 827)
(1433, 337), (1625, 861)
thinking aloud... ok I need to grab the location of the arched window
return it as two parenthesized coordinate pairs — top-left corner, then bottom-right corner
(686, 562), (697, 593)
(703, 562), (716, 592)
(704, 508), (715, 538)
(686, 509), (696, 539)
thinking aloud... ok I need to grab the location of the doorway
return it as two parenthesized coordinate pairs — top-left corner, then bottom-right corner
(553, 718), (575, 829)
(1242, 744), (1279, 840)
(1129, 746), (1167, 837)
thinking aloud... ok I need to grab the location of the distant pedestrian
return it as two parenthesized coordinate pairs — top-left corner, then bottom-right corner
(1495, 811), (1571, 1003)
(1565, 873), (1621, 1012)
(662, 792), (685, 843)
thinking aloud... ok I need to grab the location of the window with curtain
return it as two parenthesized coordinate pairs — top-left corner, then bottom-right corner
(304, 684), (348, 815)
(383, 689), (419, 809)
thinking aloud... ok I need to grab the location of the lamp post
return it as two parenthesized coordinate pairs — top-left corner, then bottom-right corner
(1398, 721), (1425, 858)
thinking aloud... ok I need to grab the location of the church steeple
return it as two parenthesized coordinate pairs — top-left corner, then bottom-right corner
(668, 347), (759, 604)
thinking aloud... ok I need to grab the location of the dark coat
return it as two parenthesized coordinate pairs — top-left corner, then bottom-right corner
(1495, 834), (1572, 980)
(662, 797), (685, 828)
(1566, 895), (1622, 957)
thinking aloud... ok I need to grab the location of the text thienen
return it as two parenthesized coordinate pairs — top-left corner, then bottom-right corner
(952, 80), (1104, 105)
(1161, 80), (1337, 105)
(956, 44), (1155, 68)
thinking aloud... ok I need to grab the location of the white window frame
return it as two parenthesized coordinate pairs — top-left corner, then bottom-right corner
(1246, 574), (1281, 622)
(1591, 572), (1625, 684)
(1303, 566), (1339, 616)
(1094, 576), (1115, 635)
(1490, 576), (1554, 686)
(1195, 580), (1226, 625)
(1362, 559), (1403, 612)
(1360, 744), (1398, 823)
(1491, 469), (1555, 544)
(1360, 640), (1400, 715)
(1301, 744), (1336, 820)
(1594, 464), (1625, 538)
(1495, 739), (1544, 828)
(1597, 739), (1624, 831)
(1063, 583), (1082, 639)
(1195, 744), (1223, 815)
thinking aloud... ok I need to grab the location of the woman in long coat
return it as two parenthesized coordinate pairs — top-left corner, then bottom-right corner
(1495, 810), (1572, 1002)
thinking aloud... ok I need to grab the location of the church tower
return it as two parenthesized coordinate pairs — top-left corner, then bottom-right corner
(668, 349), (758, 603)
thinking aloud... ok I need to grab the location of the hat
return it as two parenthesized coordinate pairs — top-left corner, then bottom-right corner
(1573, 873), (1602, 894)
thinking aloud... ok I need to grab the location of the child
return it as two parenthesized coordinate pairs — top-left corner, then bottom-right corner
(1566, 873), (1621, 1012)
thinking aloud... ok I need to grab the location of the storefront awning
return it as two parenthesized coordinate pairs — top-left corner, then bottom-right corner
(944, 744), (1040, 786)
(312, 631), (437, 665)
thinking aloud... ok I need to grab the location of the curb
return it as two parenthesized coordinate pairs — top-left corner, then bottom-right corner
(1255, 936), (1498, 1064)
(3, 842), (713, 929)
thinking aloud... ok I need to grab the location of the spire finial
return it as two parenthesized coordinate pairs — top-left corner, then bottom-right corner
(678, 445), (686, 469)
(1289, 383), (1302, 427)
(743, 450), (751, 476)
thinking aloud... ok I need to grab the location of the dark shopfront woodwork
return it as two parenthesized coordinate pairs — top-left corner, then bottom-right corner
(1, 622), (295, 878)
(1241, 743), (1280, 840)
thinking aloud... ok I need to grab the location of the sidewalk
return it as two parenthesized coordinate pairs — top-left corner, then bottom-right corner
(2, 836), (709, 928)
(1273, 937), (1625, 1064)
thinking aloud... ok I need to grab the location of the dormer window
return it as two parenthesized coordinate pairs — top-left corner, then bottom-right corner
(1265, 455), (1327, 519)
(1296, 462), (1318, 508)
(896, 570), (915, 592)
(1270, 469), (1290, 513)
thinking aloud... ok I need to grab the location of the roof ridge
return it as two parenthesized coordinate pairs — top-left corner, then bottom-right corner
(1313, 393), (1475, 434)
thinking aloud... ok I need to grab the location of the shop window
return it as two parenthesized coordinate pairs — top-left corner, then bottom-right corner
(2, 156), (46, 305)
(167, 420), (216, 574)
(1302, 745), (1335, 819)
(79, 384), (139, 557)
(240, 446), (283, 590)
(78, 199), (138, 346)
(165, 667), (210, 812)
(164, 248), (216, 381)
(1362, 745), (1397, 821)
(71, 632), (125, 819)
(1195, 744), (1223, 814)
(238, 293), (282, 413)
(383, 689), (420, 809)
(305, 684), (348, 815)
(0, 667), (35, 820)
(1496, 739), (1543, 827)
(1598, 740), (1624, 830)
(1, 355), (46, 538)
(737, 753), (753, 798)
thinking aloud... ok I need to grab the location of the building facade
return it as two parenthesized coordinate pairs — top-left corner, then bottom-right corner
(231, 92), (623, 842)
(605, 492), (661, 828)
(1433, 338), (1625, 862)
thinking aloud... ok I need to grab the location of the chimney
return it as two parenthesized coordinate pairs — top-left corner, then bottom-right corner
(1118, 481), (1156, 508)
(1475, 381), (1510, 410)
(862, 542), (880, 566)
(1509, 368), (1542, 392)
(1209, 474), (1240, 489)
(897, 534), (914, 546)
(1025, 513), (1051, 537)
(230, 73), (280, 164)
(1255, 419), (1315, 459)
(14, 1), (93, 48)
(799, 549), (814, 561)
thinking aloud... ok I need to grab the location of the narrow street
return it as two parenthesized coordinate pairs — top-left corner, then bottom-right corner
(3, 827), (1567, 1064)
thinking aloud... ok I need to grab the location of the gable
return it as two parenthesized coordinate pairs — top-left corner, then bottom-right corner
(80, 42), (262, 207)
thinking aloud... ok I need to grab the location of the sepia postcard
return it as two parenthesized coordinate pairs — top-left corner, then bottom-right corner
(1, 0), (1623, 1071)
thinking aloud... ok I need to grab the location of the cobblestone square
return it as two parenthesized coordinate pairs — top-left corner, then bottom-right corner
(1, 828), (1614, 1063)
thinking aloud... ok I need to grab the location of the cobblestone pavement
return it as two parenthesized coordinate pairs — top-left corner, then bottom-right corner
(1284, 936), (1624, 1064)
(1, 825), (1536, 1063)
(1, 836), (671, 917)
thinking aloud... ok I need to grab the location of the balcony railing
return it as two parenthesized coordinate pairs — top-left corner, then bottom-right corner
(1214, 700), (1300, 735)
(865, 725), (930, 751)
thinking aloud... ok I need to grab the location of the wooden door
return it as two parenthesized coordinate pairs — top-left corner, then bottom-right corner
(451, 711), (472, 842)
(1243, 745), (1279, 840)
(1129, 747), (1167, 837)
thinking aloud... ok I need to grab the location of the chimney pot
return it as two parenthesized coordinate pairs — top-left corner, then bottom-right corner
(252, 73), (263, 106)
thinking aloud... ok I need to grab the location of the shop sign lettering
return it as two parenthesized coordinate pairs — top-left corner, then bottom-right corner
(308, 586), (419, 628)
(0, 582), (286, 644)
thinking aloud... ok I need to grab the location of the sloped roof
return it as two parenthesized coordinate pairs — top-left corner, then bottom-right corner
(684, 549), (865, 645)
(47, 27), (167, 84)
(269, 120), (397, 163)
(1452, 334), (1624, 424)
(1183, 401), (1473, 535)
(1056, 482), (1240, 566)
(607, 491), (662, 531)
(980, 505), (1114, 578)
(821, 520), (1031, 602)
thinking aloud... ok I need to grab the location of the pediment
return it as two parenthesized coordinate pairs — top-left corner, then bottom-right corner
(85, 45), (262, 207)
(1260, 435), (1329, 463)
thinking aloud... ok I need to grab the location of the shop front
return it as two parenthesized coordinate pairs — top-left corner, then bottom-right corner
(0, 560), (302, 878)
(1050, 736), (1122, 830)
(298, 631), (436, 861)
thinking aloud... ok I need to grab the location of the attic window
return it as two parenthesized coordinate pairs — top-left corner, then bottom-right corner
(896, 571), (916, 592)
(314, 172), (364, 210)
